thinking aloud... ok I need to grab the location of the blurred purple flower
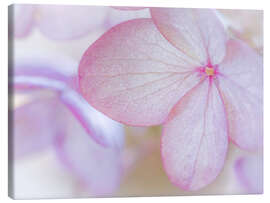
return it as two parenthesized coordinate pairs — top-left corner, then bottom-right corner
(12, 51), (125, 195)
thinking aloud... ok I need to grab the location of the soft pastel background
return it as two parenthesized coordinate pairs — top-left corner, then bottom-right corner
(9, 5), (263, 199)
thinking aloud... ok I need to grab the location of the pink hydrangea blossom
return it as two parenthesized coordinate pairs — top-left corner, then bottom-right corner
(12, 52), (124, 195)
(78, 8), (263, 191)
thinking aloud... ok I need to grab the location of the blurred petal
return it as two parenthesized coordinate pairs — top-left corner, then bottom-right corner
(60, 89), (125, 148)
(13, 65), (71, 91)
(235, 155), (263, 193)
(13, 49), (77, 81)
(13, 98), (61, 159)
(36, 5), (108, 40)
(12, 52), (76, 92)
(106, 7), (150, 29)
(12, 4), (35, 38)
(111, 6), (146, 10)
(53, 109), (122, 196)
(13, 53), (124, 148)
(218, 39), (263, 151)
(13, 96), (123, 195)
(218, 10), (263, 53)
(150, 8), (228, 65)
(79, 18), (201, 126)
(162, 80), (228, 191)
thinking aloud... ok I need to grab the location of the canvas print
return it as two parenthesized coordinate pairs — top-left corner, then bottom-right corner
(8, 4), (263, 199)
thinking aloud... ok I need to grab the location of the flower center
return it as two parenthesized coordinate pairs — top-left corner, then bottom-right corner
(205, 67), (214, 76)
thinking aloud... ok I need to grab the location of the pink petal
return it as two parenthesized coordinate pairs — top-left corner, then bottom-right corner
(13, 96), (123, 195)
(161, 80), (228, 191)
(79, 18), (201, 126)
(13, 65), (72, 91)
(218, 39), (263, 151)
(13, 52), (76, 92)
(218, 10), (263, 53)
(105, 7), (150, 29)
(13, 98), (61, 159)
(11, 4), (35, 38)
(13, 53), (124, 148)
(9, 4), (35, 38)
(36, 5), (108, 40)
(235, 155), (263, 193)
(111, 6), (146, 11)
(150, 8), (228, 65)
(60, 89), (125, 148)
(53, 111), (122, 196)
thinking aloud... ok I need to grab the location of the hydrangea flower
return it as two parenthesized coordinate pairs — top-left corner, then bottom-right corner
(78, 8), (263, 190)
(12, 51), (124, 195)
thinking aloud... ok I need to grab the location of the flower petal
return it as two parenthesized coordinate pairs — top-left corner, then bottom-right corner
(218, 39), (263, 151)
(60, 89), (125, 148)
(13, 98), (61, 159)
(106, 7), (150, 29)
(13, 51), (77, 91)
(218, 10), (263, 53)
(36, 5), (108, 40)
(150, 8), (228, 65)
(13, 96), (123, 196)
(79, 18), (201, 126)
(12, 4), (35, 38)
(162, 80), (228, 191)
(13, 52), (124, 148)
(235, 155), (263, 193)
(111, 6), (146, 11)
(53, 109), (122, 196)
